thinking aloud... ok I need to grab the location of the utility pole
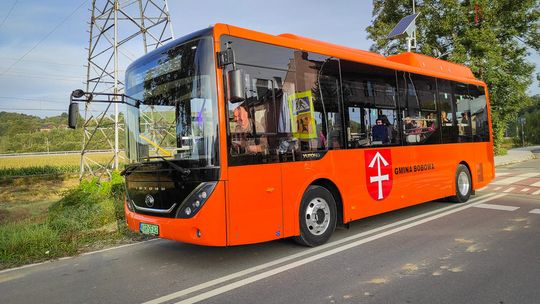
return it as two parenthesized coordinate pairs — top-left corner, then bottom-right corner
(80, 0), (174, 181)
(411, 0), (417, 51)
(520, 117), (526, 147)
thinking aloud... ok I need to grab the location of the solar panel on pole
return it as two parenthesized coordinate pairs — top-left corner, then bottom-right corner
(387, 13), (420, 39)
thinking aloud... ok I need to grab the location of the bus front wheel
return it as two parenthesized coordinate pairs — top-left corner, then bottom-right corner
(294, 185), (337, 247)
(450, 164), (472, 203)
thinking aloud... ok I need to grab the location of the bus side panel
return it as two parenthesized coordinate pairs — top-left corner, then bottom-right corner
(400, 145), (454, 203)
(282, 147), (441, 237)
(331, 147), (439, 223)
(472, 142), (495, 189)
(227, 164), (283, 245)
(282, 146), (455, 237)
(282, 143), (495, 239)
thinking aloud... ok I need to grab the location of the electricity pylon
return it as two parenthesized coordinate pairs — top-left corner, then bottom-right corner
(80, 0), (174, 180)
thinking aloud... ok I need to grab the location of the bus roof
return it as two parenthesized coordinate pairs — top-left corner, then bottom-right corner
(215, 23), (484, 87)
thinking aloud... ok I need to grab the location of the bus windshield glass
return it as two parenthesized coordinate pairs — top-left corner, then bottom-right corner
(125, 36), (218, 167)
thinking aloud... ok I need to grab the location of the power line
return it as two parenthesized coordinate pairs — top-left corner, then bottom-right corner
(0, 97), (70, 105)
(0, 71), (85, 80)
(0, 108), (67, 112)
(0, 73), (85, 82)
(0, 96), (68, 103)
(0, 0), (18, 31)
(0, 0), (88, 77)
(0, 57), (83, 67)
(0, 60), (127, 71)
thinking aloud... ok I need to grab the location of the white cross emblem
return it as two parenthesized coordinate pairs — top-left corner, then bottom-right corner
(368, 152), (390, 200)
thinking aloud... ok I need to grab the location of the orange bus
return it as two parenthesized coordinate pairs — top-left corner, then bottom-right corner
(120, 24), (494, 247)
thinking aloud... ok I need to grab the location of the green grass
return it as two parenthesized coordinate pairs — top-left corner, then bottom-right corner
(0, 220), (75, 265)
(0, 172), (146, 270)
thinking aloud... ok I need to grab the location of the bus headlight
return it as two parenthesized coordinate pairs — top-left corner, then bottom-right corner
(176, 182), (217, 218)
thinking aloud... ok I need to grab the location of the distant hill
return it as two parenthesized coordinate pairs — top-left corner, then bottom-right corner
(0, 112), (123, 153)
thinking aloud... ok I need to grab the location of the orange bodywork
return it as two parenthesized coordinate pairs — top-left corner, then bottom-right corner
(126, 23), (495, 246)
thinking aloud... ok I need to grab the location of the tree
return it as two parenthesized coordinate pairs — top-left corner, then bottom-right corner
(520, 95), (540, 144)
(366, 0), (540, 154)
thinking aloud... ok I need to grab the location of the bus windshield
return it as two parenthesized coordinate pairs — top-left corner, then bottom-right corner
(125, 36), (218, 167)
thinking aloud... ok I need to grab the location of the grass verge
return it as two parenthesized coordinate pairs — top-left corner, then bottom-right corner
(0, 172), (146, 270)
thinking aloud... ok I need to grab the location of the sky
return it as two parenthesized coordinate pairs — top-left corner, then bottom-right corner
(0, 0), (538, 118)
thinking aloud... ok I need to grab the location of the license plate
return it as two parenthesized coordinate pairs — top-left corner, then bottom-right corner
(140, 222), (159, 236)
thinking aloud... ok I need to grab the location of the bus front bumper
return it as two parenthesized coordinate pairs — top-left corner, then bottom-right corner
(125, 181), (227, 246)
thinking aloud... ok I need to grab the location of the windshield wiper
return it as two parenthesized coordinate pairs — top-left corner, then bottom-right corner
(120, 163), (144, 177)
(144, 155), (191, 176)
(121, 156), (191, 177)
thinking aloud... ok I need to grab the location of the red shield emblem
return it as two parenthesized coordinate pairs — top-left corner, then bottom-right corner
(364, 149), (393, 201)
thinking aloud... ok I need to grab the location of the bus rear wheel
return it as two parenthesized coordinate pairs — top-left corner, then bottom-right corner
(450, 164), (472, 203)
(294, 185), (337, 247)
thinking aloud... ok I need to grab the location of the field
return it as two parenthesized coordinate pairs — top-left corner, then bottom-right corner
(0, 152), (126, 177)
(0, 152), (126, 168)
(0, 153), (141, 270)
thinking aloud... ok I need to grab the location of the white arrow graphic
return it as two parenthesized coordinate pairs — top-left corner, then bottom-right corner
(368, 152), (389, 200)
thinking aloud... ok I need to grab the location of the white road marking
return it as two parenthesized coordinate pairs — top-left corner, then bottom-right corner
(529, 209), (540, 214)
(142, 196), (487, 304)
(495, 172), (511, 177)
(492, 176), (530, 185)
(494, 187), (502, 190)
(521, 188), (530, 192)
(474, 203), (520, 211)
(530, 181), (540, 187)
(142, 193), (504, 304)
(476, 187), (487, 192)
(0, 239), (160, 274)
(503, 187), (516, 193)
(532, 190), (540, 195)
(518, 173), (540, 178)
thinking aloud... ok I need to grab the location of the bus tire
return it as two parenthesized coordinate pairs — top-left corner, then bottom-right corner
(294, 185), (337, 247)
(450, 164), (472, 203)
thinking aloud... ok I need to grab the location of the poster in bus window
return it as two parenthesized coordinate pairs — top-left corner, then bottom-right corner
(287, 90), (316, 139)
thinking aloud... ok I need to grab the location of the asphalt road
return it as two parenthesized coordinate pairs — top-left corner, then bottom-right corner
(1, 159), (539, 304)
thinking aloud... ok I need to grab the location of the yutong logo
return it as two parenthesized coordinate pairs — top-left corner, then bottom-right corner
(364, 149), (393, 201)
(144, 194), (155, 207)
(136, 186), (166, 191)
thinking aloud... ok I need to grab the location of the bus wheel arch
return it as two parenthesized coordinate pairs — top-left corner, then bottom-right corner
(450, 162), (473, 203)
(293, 179), (341, 247)
(311, 179), (344, 227)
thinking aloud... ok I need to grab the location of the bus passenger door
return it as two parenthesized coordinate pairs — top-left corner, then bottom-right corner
(225, 74), (283, 245)
(227, 164), (283, 245)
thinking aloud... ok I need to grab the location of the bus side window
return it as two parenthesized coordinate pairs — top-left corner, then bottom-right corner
(454, 82), (473, 142)
(469, 85), (490, 142)
(292, 51), (342, 152)
(223, 35), (298, 165)
(438, 80), (458, 143)
(398, 72), (440, 145)
(341, 60), (397, 148)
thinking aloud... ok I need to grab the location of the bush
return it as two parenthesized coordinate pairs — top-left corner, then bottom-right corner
(48, 173), (125, 235)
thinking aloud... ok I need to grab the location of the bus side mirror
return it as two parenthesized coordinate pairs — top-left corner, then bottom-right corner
(227, 69), (245, 103)
(68, 103), (79, 129)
